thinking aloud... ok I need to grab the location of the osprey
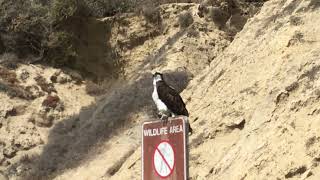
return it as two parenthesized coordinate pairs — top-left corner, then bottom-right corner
(152, 72), (193, 134)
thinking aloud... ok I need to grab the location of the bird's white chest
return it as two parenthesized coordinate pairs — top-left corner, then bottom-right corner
(152, 87), (168, 112)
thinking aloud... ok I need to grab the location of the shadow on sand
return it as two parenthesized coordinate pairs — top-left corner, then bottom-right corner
(20, 70), (191, 179)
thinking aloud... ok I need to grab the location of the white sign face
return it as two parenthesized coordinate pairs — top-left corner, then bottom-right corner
(153, 141), (175, 178)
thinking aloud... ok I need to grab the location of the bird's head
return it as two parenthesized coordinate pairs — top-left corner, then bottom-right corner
(153, 72), (163, 85)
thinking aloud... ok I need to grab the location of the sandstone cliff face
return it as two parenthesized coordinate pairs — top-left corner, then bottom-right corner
(184, 0), (320, 179)
(1, 0), (320, 180)
(112, 0), (320, 179)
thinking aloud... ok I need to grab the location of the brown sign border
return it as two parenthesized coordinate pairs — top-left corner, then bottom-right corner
(142, 116), (188, 180)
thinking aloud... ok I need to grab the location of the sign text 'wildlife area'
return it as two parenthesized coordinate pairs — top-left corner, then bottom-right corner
(143, 124), (183, 136)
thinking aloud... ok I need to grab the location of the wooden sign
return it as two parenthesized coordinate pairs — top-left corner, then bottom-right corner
(142, 117), (188, 180)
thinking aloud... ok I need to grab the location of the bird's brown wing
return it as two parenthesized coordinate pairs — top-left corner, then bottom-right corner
(157, 82), (189, 116)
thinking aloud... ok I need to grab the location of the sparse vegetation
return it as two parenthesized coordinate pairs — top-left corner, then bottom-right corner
(42, 95), (60, 109)
(178, 11), (194, 28)
(0, 66), (36, 99)
(0, 53), (19, 70)
(5, 107), (17, 118)
(20, 154), (32, 164)
(0, 0), (138, 75)
(0, 81), (35, 100)
(34, 75), (57, 94)
(187, 28), (200, 38)
(142, 3), (162, 25)
(0, 66), (19, 85)
(85, 81), (107, 96)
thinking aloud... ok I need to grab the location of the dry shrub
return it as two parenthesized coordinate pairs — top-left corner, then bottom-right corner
(0, 81), (35, 100)
(0, 66), (19, 84)
(142, 3), (162, 24)
(0, 0), (127, 72)
(45, 31), (77, 67)
(178, 11), (193, 28)
(85, 81), (106, 96)
(42, 95), (60, 108)
(85, 0), (136, 17)
(4, 107), (17, 118)
(187, 28), (200, 38)
(50, 0), (89, 23)
(0, 66), (34, 99)
(34, 75), (57, 94)
(0, 0), (51, 58)
(0, 53), (19, 70)
(20, 154), (32, 164)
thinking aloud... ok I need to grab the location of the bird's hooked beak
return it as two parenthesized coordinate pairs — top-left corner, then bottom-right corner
(152, 72), (159, 78)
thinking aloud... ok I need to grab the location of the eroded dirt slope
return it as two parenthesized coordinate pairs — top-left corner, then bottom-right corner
(183, 0), (320, 179)
(0, 3), (236, 179)
(2, 0), (320, 180)
(112, 0), (320, 179)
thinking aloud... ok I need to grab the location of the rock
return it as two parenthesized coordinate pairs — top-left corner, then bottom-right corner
(226, 118), (246, 130)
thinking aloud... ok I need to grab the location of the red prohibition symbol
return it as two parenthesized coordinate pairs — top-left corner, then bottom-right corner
(153, 140), (175, 178)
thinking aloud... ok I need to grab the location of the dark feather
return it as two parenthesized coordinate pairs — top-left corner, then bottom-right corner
(156, 81), (189, 116)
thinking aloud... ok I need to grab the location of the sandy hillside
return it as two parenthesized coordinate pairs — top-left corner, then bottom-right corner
(111, 0), (320, 179)
(1, 0), (320, 180)
(1, 2), (236, 179)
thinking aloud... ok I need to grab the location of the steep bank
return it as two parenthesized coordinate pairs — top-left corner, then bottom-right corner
(183, 0), (320, 179)
(2, 0), (320, 179)
(111, 0), (320, 179)
(1, 3), (237, 179)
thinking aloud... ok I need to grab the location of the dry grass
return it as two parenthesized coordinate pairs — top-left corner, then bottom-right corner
(85, 81), (106, 96)
(0, 66), (35, 100)
(187, 28), (200, 38)
(0, 81), (35, 100)
(178, 11), (193, 28)
(34, 75), (57, 94)
(0, 66), (19, 84)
